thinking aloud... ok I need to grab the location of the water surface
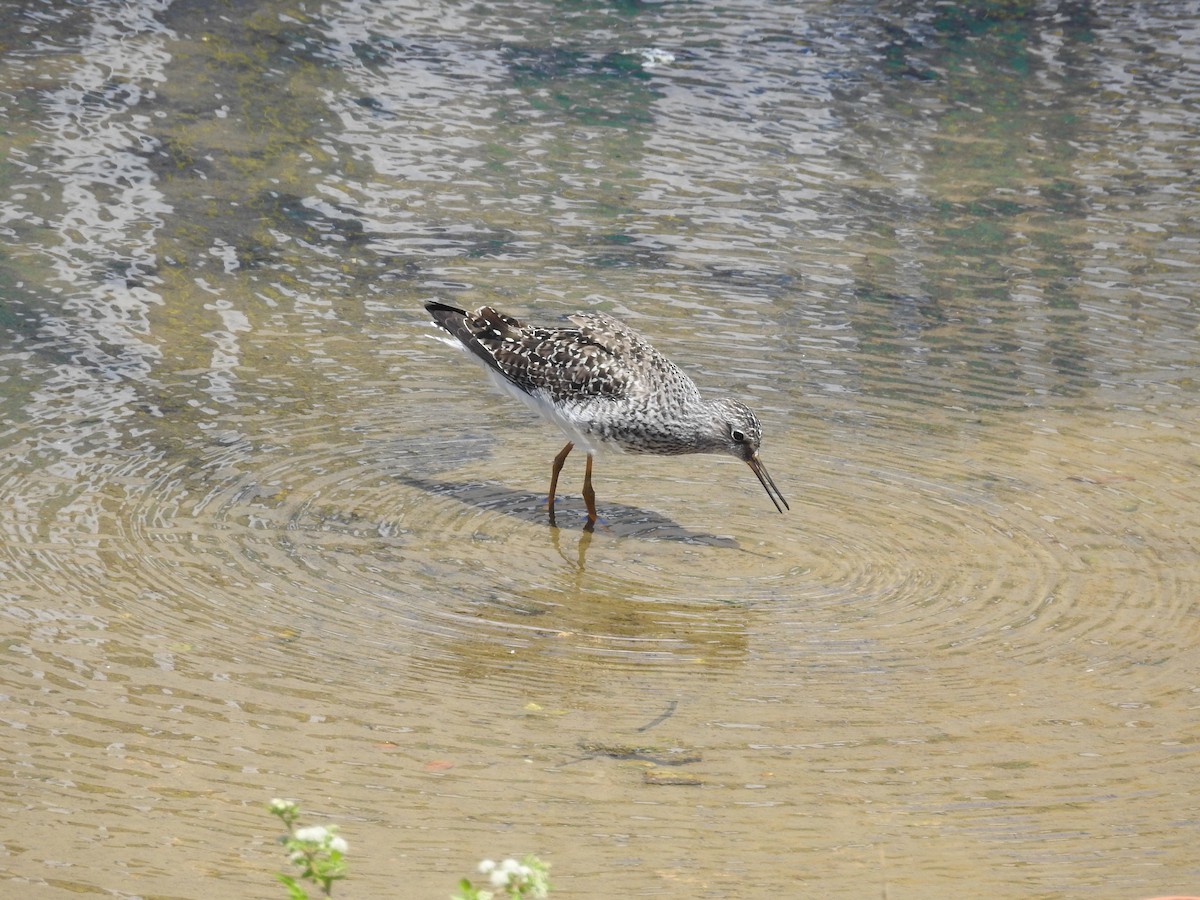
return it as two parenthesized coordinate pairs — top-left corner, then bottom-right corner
(1, 1), (1198, 897)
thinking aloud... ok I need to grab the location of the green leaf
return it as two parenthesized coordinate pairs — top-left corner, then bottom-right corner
(274, 872), (309, 900)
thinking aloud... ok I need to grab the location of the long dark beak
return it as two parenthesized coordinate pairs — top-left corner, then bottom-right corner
(747, 454), (789, 514)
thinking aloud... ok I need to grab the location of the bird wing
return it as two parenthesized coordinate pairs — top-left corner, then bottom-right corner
(427, 303), (694, 405)
(567, 312), (699, 403)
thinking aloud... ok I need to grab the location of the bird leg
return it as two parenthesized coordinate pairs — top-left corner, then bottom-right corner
(582, 453), (597, 527)
(548, 441), (574, 523)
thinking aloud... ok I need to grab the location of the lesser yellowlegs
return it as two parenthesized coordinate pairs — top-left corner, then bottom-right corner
(425, 301), (788, 526)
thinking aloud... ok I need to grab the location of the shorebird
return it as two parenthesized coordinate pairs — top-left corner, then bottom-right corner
(425, 301), (787, 526)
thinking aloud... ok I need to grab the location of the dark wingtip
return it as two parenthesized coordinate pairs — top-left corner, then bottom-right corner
(425, 301), (470, 336)
(424, 300), (466, 317)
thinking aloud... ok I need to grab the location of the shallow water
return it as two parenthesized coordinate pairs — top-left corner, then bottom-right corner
(1, 1), (1199, 897)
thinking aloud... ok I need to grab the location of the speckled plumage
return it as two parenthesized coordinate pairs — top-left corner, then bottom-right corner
(425, 301), (787, 524)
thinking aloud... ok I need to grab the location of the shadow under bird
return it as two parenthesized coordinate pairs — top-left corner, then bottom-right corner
(424, 301), (788, 527)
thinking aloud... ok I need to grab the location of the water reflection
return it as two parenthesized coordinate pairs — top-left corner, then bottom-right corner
(395, 472), (740, 547)
(0, 0), (1198, 897)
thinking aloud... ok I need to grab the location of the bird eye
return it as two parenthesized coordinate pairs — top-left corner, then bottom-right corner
(731, 428), (746, 443)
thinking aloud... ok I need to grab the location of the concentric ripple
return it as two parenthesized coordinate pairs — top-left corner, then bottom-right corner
(3, 0), (1200, 895)
(21, 388), (1175, 697)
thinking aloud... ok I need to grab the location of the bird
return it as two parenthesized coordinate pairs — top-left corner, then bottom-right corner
(424, 301), (788, 527)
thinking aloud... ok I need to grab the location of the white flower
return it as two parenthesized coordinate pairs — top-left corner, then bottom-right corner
(293, 825), (330, 844)
(268, 798), (297, 815)
(478, 858), (496, 874)
(329, 835), (348, 854)
(488, 858), (533, 888)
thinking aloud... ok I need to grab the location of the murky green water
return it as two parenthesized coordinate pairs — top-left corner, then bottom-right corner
(2, 1), (1198, 897)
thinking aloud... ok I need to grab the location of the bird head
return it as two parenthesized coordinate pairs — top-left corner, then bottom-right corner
(709, 400), (788, 514)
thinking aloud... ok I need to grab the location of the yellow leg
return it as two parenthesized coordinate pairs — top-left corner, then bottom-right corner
(548, 442), (574, 522)
(582, 453), (597, 527)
